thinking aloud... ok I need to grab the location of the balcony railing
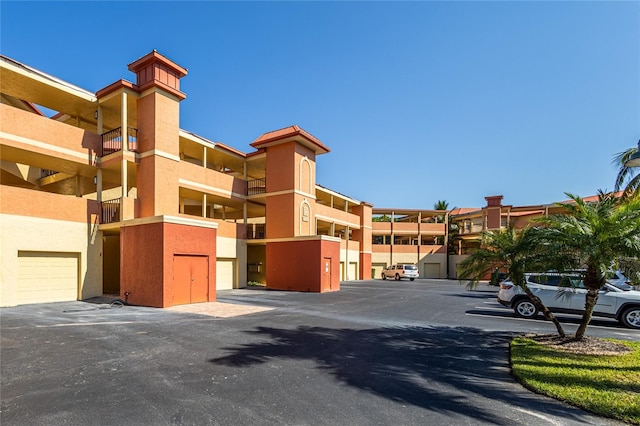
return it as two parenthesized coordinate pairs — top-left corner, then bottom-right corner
(247, 223), (265, 239)
(101, 198), (121, 224)
(101, 127), (138, 156)
(248, 178), (266, 195)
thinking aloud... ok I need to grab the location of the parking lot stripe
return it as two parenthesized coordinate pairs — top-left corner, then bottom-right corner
(35, 321), (138, 328)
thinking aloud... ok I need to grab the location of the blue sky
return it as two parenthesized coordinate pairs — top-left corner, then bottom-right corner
(2, 1), (639, 209)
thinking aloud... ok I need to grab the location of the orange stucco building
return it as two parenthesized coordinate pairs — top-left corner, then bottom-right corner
(0, 50), (593, 308)
(0, 51), (373, 307)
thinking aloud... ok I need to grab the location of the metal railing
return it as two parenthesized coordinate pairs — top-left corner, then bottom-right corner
(101, 127), (138, 156)
(101, 198), (121, 224)
(247, 223), (265, 239)
(41, 169), (58, 178)
(247, 178), (266, 195)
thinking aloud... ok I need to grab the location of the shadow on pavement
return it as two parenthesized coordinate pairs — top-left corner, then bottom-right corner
(209, 325), (592, 425)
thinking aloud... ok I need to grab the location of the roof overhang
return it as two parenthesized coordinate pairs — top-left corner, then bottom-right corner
(250, 125), (330, 155)
(0, 55), (97, 120)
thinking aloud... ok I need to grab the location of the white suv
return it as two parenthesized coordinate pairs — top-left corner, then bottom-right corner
(606, 270), (635, 291)
(382, 264), (419, 281)
(497, 273), (640, 329)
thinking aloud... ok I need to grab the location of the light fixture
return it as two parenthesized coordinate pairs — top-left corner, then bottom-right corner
(625, 140), (640, 168)
(93, 176), (97, 185)
(94, 110), (98, 120)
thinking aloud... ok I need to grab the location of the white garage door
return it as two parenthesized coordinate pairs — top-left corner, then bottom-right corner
(17, 251), (78, 304)
(372, 263), (386, 280)
(216, 259), (235, 290)
(347, 262), (358, 281)
(423, 263), (441, 279)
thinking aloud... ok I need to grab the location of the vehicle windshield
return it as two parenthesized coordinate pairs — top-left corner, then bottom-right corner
(404, 265), (417, 270)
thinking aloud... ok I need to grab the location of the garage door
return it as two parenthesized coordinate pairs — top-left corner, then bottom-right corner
(347, 262), (358, 281)
(216, 259), (235, 290)
(372, 263), (386, 280)
(423, 262), (441, 279)
(17, 251), (78, 304)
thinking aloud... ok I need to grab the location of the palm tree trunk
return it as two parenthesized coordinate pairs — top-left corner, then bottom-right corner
(575, 288), (599, 340)
(520, 285), (566, 338)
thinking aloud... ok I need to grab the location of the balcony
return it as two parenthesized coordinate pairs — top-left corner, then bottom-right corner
(248, 178), (266, 195)
(101, 127), (138, 156)
(247, 223), (265, 239)
(101, 198), (121, 224)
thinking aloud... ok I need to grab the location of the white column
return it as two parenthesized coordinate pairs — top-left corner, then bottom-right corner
(121, 92), (128, 199)
(345, 225), (350, 280)
(96, 105), (103, 205)
(202, 193), (207, 218)
(121, 92), (128, 153)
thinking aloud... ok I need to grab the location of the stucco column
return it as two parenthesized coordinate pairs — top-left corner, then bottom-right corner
(120, 91), (128, 203)
(97, 169), (103, 203)
(345, 225), (350, 280)
(202, 193), (207, 218)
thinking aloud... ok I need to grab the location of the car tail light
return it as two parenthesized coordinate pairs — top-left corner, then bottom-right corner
(500, 283), (513, 290)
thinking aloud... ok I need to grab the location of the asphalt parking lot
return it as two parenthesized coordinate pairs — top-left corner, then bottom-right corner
(1, 279), (636, 425)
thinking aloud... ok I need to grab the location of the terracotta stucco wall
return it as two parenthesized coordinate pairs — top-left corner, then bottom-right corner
(161, 222), (216, 306)
(0, 185), (100, 222)
(266, 238), (340, 292)
(178, 161), (247, 199)
(120, 221), (217, 308)
(120, 222), (165, 306)
(265, 142), (296, 193)
(314, 203), (360, 227)
(266, 194), (295, 238)
(0, 103), (101, 164)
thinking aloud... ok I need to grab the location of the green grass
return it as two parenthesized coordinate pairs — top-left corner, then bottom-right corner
(511, 338), (640, 424)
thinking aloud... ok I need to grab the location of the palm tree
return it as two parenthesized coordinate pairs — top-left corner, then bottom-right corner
(458, 226), (567, 337)
(537, 192), (640, 340)
(613, 142), (640, 198)
(433, 200), (449, 211)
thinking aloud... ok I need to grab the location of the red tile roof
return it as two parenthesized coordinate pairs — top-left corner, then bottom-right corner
(250, 125), (330, 154)
(449, 207), (480, 215)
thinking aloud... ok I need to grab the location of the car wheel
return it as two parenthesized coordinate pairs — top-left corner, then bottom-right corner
(620, 307), (640, 329)
(395, 273), (400, 281)
(410, 278), (415, 281)
(513, 299), (538, 318)
(382, 273), (386, 280)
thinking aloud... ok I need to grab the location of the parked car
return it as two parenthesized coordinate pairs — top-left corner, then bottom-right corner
(497, 273), (640, 329)
(606, 270), (636, 291)
(382, 264), (419, 281)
